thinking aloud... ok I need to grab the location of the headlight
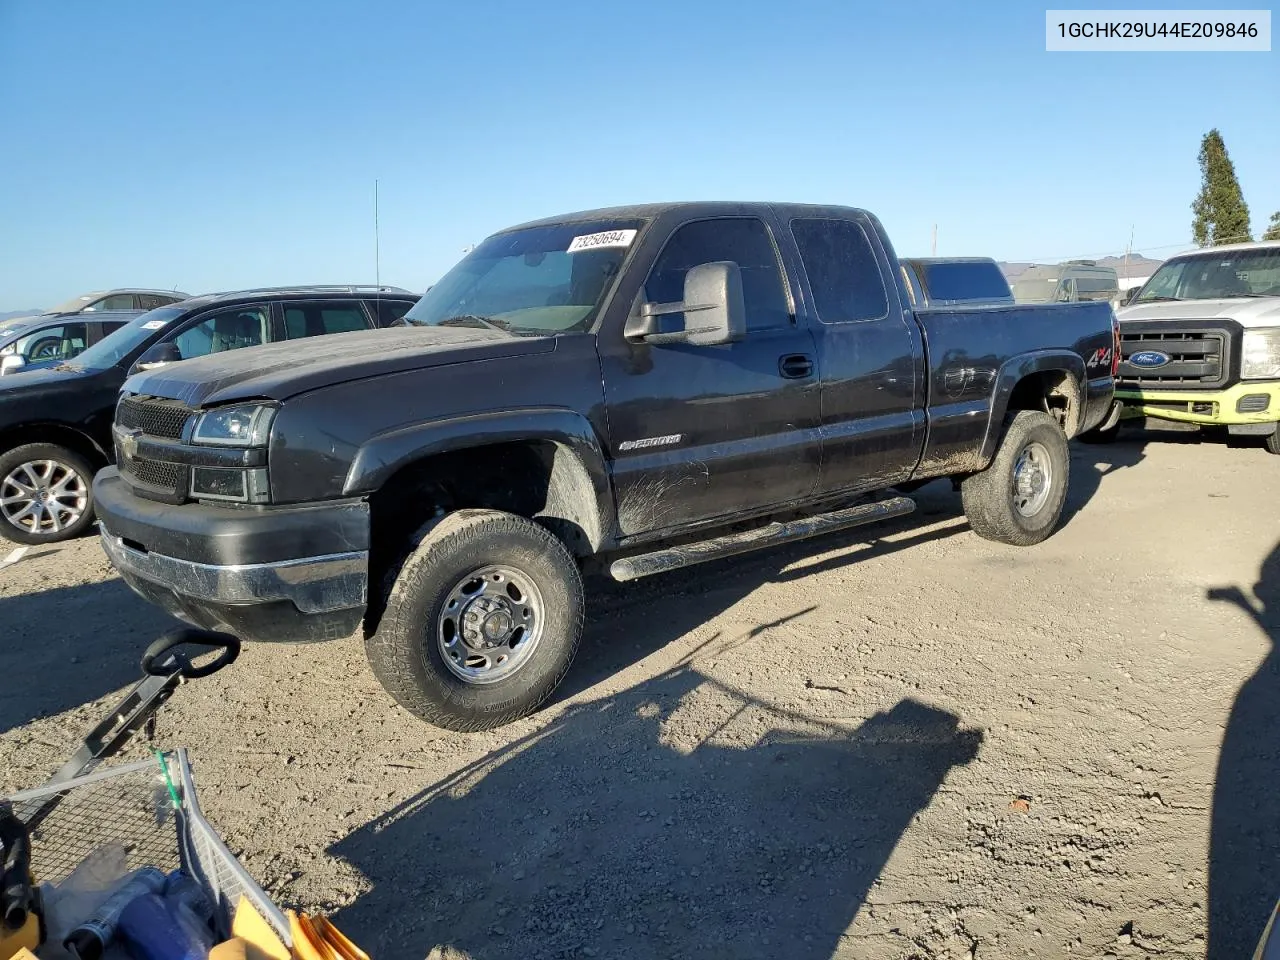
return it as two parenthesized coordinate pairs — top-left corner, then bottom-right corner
(1241, 329), (1280, 381)
(191, 403), (276, 446)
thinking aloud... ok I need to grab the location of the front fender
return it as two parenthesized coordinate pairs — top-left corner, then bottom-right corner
(344, 407), (615, 550)
(979, 351), (1086, 465)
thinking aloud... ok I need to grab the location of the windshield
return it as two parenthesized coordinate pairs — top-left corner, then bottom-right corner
(403, 219), (645, 335)
(1136, 247), (1280, 302)
(0, 319), (36, 343)
(69, 306), (185, 369)
(46, 292), (104, 314)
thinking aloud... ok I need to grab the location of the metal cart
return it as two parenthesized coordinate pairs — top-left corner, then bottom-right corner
(1, 628), (291, 949)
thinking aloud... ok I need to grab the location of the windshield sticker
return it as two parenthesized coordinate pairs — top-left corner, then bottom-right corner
(141, 319), (168, 329)
(567, 229), (637, 253)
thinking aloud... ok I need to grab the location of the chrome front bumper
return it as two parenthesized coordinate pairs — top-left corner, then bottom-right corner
(100, 527), (368, 642)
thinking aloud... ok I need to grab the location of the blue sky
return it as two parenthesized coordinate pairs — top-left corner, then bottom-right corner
(0, 0), (1276, 310)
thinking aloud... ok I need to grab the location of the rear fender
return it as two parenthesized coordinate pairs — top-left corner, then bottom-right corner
(979, 351), (1085, 466)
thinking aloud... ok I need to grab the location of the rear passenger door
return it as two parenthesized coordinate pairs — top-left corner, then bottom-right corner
(598, 216), (822, 537)
(280, 300), (374, 340)
(789, 217), (925, 496)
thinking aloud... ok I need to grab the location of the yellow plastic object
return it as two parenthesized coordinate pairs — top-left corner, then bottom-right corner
(0, 918), (39, 960)
(210, 937), (277, 960)
(313, 916), (369, 960)
(231, 895), (290, 960)
(287, 911), (370, 960)
(287, 911), (327, 960)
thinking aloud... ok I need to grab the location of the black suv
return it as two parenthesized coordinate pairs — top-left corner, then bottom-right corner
(0, 286), (418, 544)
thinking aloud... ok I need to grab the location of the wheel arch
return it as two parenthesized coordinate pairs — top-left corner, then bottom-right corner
(979, 351), (1085, 467)
(0, 421), (111, 467)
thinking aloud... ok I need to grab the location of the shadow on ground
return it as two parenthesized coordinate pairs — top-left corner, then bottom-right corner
(561, 480), (968, 701)
(331, 625), (983, 960)
(1207, 539), (1280, 959)
(0, 577), (178, 734)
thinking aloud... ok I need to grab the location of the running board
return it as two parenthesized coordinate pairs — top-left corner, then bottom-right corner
(608, 496), (917, 582)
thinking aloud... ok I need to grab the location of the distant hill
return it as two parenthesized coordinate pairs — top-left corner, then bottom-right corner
(0, 309), (43, 324)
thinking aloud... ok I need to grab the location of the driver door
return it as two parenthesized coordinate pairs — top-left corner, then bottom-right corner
(597, 216), (822, 538)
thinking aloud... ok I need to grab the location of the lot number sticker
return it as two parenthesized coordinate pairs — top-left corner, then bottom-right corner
(567, 229), (637, 253)
(141, 320), (168, 329)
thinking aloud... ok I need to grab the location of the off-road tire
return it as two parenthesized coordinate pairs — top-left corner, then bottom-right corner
(962, 410), (1070, 546)
(1265, 425), (1280, 456)
(0, 443), (97, 545)
(365, 509), (584, 731)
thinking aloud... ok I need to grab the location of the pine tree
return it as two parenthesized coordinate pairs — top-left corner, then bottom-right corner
(1191, 129), (1252, 246)
(1264, 211), (1280, 242)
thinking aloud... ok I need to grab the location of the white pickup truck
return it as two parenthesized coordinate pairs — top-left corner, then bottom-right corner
(1112, 240), (1280, 454)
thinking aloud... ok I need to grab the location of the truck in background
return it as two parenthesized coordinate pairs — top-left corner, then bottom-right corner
(1110, 240), (1280, 453)
(1012, 261), (1120, 305)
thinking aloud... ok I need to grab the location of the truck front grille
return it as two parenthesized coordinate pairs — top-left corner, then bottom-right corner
(116, 396), (192, 440)
(115, 395), (194, 501)
(1117, 322), (1237, 390)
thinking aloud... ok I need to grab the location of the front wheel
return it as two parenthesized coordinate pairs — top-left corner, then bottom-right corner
(1265, 425), (1280, 456)
(0, 443), (97, 544)
(365, 509), (585, 731)
(961, 410), (1070, 546)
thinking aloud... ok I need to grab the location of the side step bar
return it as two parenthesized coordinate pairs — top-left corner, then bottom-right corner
(609, 496), (916, 583)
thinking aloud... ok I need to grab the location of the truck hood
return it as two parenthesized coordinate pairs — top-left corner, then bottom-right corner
(122, 325), (558, 408)
(1117, 297), (1280, 328)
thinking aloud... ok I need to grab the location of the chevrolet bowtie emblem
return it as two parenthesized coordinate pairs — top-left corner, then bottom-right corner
(119, 428), (142, 460)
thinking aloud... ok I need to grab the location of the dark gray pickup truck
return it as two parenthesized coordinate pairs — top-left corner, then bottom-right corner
(94, 202), (1119, 730)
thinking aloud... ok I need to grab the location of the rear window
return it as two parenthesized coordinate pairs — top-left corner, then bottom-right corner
(919, 262), (1012, 303)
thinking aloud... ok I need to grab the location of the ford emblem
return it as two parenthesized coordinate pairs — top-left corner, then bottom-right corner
(1129, 350), (1172, 369)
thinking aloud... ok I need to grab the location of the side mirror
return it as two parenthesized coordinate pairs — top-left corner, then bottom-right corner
(0, 354), (26, 376)
(625, 261), (746, 346)
(133, 341), (181, 372)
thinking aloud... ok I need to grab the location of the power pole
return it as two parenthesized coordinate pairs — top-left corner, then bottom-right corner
(1122, 223), (1134, 287)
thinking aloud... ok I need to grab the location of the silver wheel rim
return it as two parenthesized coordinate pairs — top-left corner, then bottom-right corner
(437, 565), (544, 684)
(1011, 441), (1053, 518)
(0, 459), (88, 535)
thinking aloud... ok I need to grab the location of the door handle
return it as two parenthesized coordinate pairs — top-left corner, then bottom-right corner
(779, 353), (814, 379)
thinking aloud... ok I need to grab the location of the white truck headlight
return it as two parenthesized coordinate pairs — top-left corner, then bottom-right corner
(1241, 329), (1280, 381)
(191, 403), (276, 446)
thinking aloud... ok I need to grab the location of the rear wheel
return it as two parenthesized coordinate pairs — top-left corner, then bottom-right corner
(962, 410), (1070, 546)
(0, 443), (97, 544)
(365, 509), (584, 731)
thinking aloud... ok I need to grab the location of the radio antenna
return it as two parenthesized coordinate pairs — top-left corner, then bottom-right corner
(374, 179), (381, 291)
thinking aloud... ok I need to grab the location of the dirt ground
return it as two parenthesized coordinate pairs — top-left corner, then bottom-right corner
(2, 426), (1277, 960)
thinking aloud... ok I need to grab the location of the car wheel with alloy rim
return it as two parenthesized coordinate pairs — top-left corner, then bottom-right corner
(0, 442), (98, 544)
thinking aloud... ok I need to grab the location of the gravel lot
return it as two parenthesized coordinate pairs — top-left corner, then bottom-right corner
(2, 427), (1277, 960)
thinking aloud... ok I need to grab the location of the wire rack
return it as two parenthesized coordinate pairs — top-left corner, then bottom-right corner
(4, 749), (290, 945)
